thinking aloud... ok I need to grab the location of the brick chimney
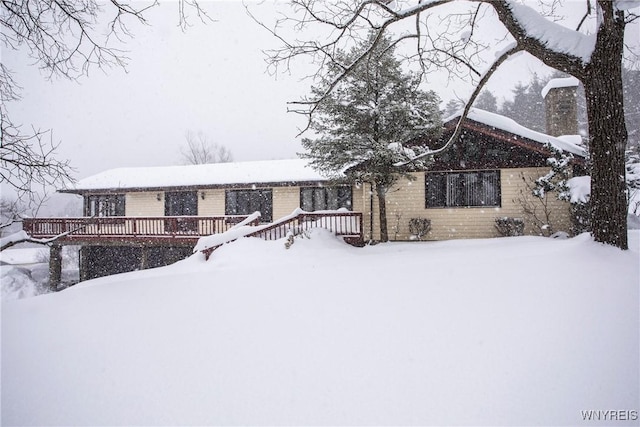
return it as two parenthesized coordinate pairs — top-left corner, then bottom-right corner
(541, 77), (579, 137)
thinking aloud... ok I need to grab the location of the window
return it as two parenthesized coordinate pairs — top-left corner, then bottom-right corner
(85, 194), (125, 217)
(225, 189), (273, 222)
(300, 186), (352, 212)
(165, 191), (198, 216)
(426, 170), (500, 208)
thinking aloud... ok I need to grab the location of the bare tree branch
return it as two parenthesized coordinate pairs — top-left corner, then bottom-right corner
(1, 222), (87, 251)
(1, 0), (209, 211)
(399, 44), (523, 164)
(258, 0), (491, 134)
(180, 131), (233, 165)
(486, 0), (587, 78)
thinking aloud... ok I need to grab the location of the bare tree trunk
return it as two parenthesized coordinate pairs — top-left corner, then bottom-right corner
(583, 4), (628, 250)
(376, 184), (389, 242)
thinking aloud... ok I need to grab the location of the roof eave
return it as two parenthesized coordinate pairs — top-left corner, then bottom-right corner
(443, 116), (587, 163)
(58, 179), (335, 195)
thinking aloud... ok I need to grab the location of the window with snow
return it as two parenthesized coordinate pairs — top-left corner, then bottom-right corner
(85, 194), (125, 217)
(426, 170), (501, 208)
(300, 186), (352, 212)
(225, 189), (273, 222)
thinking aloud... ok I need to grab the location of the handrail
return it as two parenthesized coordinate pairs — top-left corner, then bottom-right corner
(200, 210), (363, 259)
(22, 212), (364, 259)
(22, 215), (254, 240)
(248, 211), (362, 240)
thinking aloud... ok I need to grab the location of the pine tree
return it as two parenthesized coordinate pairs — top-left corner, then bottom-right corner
(301, 33), (442, 242)
(474, 90), (498, 113)
(498, 75), (547, 132)
(443, 99), (463, 118)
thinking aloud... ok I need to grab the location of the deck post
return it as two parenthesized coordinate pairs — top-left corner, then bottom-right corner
(49, 244), (63, 291)
(79, 246), (90, 282)
(140, 246), (150, 270)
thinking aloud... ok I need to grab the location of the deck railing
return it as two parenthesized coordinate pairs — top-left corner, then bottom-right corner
(24, 211), (364, 251)
(249, 212), (363, 241)
(200, 211), (364, 259)
(22, 215), (256, 241)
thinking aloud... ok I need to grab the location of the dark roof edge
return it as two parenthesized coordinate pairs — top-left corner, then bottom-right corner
(59, 179), (334, 195)
(443, 117), (587, 163)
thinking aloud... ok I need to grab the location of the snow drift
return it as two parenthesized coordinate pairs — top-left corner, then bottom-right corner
(2, 230), (639, 425)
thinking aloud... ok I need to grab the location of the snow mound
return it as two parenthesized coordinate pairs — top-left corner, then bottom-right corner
(1, 266), (49, 301)
(2, 232), (638, 426)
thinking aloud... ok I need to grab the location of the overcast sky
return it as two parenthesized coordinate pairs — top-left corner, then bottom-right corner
(3, 0), (637, 210)
(4, 2), (314, 177)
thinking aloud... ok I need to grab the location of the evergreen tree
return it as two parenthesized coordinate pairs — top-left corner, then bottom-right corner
(474, 90), (498, 113)
(499, 82), (526, 122)
(443, 99), (463, 118)
(301, 33), (442, 242)
(499, 77), (546, 133)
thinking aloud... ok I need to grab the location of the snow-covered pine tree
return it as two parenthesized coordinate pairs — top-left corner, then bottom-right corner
(533, 142), (592, 235)
(533, 142), (573, 201)
(300, 33), (442, 242)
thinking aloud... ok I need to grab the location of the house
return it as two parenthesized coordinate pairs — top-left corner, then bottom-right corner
(24, 159), (364, 284)
(24, 82), (586, 284)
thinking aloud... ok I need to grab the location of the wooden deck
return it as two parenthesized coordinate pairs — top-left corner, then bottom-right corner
(22, 215), (257, 245)
(23, 212), (364, 247)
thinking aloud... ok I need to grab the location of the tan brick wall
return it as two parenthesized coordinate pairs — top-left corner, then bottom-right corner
(121, 169), (571, 242)
(125, 192), (164, 216)
(502, 167), (572, 236)
(364, 167), (572, 241)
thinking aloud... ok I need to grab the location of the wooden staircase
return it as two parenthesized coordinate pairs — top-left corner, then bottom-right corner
(200, 210), (363, 260)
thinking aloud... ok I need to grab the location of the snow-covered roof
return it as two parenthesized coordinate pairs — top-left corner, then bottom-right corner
(541, 77), (580, 98)
(65, 159), (329, 193)
(445, 108), (587, 158)
(68, 109), (587, 193)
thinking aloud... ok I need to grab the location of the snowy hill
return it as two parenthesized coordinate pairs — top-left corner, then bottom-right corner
(2, 230), (639, 425)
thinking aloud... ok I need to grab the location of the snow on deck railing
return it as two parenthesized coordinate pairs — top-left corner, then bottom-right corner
(250, 208), (362, 241)
(197, 209), (363, 260)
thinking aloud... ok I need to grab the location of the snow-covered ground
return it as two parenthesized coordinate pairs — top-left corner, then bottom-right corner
(1, 246), (80, 300)
(2, 230), (639, 426)
(0, 247), (50, 300)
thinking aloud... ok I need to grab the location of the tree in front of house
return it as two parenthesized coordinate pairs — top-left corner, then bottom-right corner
(300, 34), (442, 242)
(264, 0), (638, 249)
